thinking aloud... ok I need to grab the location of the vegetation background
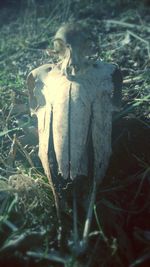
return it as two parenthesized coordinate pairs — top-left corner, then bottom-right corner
(0, 0), (150, 267)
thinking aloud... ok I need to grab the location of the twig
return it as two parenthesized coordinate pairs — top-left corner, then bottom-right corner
(104, 19), (150, 33)
(4, 220), (18, 231)
(127, 30), (149, 45)
(83, 180), (97, 243)
(26, 250), (68, 264)
(104, 19), (150, 57)
(129, 253), (150, 267)
(94, 205), (108, 244)
(123, 76), (144, 84)
(127, 30), (150, 58)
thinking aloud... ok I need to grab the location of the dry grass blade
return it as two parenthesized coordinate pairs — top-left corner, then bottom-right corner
(14, 136), (35, 168)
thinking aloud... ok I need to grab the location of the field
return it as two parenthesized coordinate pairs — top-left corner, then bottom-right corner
(0, 0), (150, 266)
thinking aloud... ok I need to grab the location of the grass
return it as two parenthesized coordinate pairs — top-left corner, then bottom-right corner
(0, 0), (150, 266)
